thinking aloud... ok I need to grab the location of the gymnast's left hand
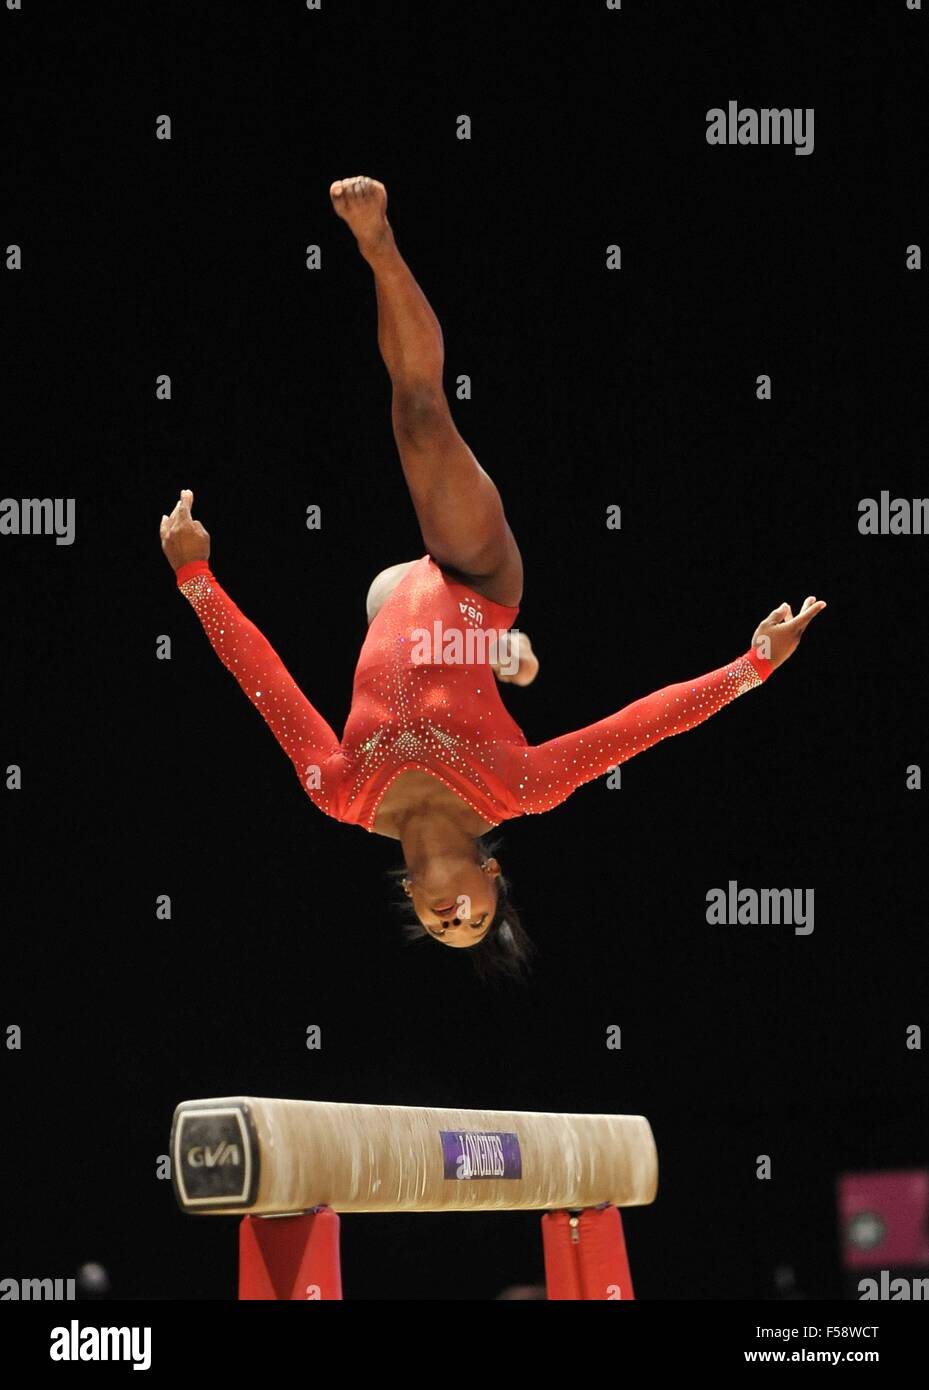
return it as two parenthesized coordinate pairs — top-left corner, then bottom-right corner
(159, 488), (211, 571)
(751, 596), (826, 671)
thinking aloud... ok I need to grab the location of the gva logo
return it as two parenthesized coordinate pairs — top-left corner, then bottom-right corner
(186, 1141), (240, 1168)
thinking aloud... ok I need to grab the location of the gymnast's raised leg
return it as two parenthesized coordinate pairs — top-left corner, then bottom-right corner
(331, 175), (538, 686)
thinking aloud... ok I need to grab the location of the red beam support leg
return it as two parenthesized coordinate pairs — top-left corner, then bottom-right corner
(541, 1205), (635, 1300)
(238, 1207), (342, 1300)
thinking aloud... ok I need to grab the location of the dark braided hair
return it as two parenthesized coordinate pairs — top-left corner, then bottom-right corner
(388, 835), (533, 981)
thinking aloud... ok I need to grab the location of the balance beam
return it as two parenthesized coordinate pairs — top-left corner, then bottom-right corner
(171, 1096), (658, 1216)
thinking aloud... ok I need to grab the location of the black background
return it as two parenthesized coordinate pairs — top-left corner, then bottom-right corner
(2, 0), (926, 1303)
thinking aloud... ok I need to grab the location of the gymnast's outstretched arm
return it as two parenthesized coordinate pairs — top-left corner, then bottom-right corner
(508, 598), (826, 815)
(160, 489), (343, 814)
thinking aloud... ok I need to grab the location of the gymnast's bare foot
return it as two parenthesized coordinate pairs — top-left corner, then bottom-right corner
(330, 175), (391, 256)
(493, 631), (540, 688)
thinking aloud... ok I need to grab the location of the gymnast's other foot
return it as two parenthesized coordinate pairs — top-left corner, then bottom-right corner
(493, 631), (540, 687)
(330, 175), (391, 255)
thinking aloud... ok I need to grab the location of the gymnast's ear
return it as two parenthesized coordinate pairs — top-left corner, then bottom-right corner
(401, 877), (413, 896)
(481, 858), (501, 879)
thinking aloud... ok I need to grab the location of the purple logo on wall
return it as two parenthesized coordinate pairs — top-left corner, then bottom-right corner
(440, 1130), (522, 1180)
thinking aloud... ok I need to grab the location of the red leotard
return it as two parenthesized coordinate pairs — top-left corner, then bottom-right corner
(174, 555), (772, 831)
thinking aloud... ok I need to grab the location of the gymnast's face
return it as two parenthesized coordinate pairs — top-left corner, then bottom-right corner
(402, 857), (501, 948)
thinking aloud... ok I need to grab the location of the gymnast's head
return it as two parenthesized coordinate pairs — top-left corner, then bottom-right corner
(391, 835), (533, 979)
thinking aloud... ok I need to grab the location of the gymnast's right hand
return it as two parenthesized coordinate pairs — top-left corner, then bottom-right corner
(160, 488), (211, 570)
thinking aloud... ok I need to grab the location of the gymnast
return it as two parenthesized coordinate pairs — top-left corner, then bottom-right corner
(159, 175), (826, 975)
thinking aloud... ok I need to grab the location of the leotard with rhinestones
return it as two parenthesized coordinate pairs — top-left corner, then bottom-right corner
(174, 555), (772, 831)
